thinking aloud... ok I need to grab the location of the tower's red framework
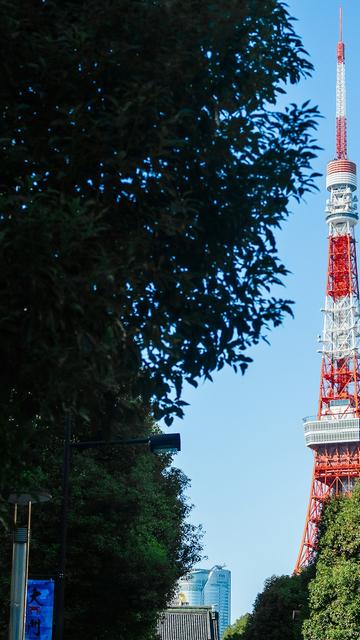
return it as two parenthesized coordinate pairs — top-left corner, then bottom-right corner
(295, 9), (360, 573)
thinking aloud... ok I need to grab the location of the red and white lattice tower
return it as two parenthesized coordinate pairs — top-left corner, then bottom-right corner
(295, 8), (360, 573)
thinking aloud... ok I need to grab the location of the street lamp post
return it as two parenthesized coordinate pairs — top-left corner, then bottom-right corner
(8, 491), (51, 640)
(8, 502), (29, 640)
(54, 425), (181, 640)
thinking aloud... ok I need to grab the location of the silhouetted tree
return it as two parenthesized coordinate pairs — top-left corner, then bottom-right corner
(0, 0), (319, 445)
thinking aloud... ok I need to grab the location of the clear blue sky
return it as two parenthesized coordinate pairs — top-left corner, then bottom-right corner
(164, 1), (360, 623)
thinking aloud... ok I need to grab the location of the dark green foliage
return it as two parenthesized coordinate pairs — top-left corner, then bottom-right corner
(0, 0), (320, 436)
(0, 0), (320, 635)
(303, 483), (360, 640)
(224, 613), (251, 638)
(0, 421), (202, 640)
(243, 570), (313, 640)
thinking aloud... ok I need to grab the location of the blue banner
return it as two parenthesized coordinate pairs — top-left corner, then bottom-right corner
(25, 579), (55, 640)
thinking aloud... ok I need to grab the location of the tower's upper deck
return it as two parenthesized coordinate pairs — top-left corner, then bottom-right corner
(326, 159), (357, 191)
(326, 160), (358, 224)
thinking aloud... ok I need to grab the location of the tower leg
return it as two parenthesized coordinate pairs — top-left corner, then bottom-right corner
(295, 445), (360, 573)
(294, 465), (329, 573)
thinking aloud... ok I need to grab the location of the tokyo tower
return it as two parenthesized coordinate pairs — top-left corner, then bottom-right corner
(295, 8), (360, 573)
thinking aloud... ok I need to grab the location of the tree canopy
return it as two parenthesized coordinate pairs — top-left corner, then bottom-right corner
(0, 0), (320, 438)
(0, 420), (201, 640)
(241, 571), (313, 640)
(224, 613), (251, 639)
(303, 483), (360, 640)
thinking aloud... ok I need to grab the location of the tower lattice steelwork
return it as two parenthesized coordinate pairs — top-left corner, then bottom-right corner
(295, 8), (360, 573)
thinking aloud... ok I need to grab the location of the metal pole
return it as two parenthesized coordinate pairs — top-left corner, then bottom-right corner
(22, 503), (32, 637)
(8, 505), (28, 640)
(54, 413), (72, 640)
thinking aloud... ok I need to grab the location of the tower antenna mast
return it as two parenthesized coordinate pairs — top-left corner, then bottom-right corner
(339, 6), (342, 40)
(295, 8), (360, 573)
(336, 5), (347, 159)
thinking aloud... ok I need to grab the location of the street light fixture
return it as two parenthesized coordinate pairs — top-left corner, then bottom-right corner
(149, 433), (181, 455)
(54, 416), (181, 640)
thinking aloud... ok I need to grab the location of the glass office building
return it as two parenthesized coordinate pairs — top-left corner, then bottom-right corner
(177, 566), (231, 638)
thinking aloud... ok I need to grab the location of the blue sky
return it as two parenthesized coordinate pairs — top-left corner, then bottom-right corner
(164, 1), (360, 622)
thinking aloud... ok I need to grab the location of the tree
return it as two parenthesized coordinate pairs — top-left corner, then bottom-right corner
(303, 483), (360, 640)
(224, 613), (251, 638)
(0, 2), (320, 634)
(0, 420), (202, 640)
(242, 571), (313, 640)
(0, 0), (320, 441)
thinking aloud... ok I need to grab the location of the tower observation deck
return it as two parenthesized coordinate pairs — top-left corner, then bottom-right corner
(295, 8), (360, 573)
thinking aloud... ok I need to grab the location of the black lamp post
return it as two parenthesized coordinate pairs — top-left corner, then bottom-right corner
(54, 418), (181, 640)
